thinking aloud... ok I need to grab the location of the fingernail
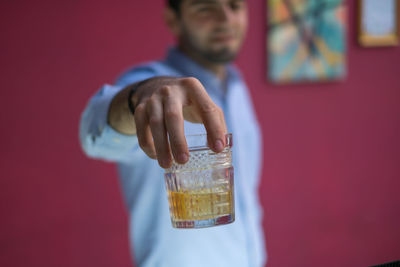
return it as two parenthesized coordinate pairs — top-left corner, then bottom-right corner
(160, 158), (172, 169)
(215, 139), (224, 151)
(177, 153), (188, 163)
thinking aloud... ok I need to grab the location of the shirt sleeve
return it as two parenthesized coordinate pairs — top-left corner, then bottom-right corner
(79, 65), (157, 163)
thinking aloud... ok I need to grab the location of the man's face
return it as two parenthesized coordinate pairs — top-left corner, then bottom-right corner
(175, 0), (248, 64)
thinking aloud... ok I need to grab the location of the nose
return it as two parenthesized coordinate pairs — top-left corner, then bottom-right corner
(215, 5), (233, 23)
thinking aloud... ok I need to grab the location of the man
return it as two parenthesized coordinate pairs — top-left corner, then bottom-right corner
(79, 0), (266, 266)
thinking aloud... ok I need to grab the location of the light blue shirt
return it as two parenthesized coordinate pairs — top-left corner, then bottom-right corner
(79, 48), (266, 267)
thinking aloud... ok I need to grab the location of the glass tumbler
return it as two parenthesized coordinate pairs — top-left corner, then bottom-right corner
(164, 133), (234, 229)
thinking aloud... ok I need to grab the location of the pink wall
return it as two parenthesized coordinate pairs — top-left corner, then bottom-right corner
(1, 1), (399, 266)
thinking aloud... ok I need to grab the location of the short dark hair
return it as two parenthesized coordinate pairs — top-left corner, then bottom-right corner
(167, 0), (182, 13)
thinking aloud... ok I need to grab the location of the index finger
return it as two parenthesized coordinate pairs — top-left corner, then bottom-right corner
(181, 78), (227, 152)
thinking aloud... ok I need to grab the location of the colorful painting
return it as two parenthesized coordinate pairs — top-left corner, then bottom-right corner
(268, 0), (347, 83)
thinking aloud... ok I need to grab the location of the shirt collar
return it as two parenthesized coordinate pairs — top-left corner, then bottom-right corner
(164, 47), (241, 97)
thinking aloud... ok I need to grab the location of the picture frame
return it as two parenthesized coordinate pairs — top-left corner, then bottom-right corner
(267, 0), (347, 83)
(358, 0), (400, 47)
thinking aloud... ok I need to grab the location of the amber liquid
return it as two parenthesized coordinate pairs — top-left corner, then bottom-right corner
(168, 187), (233, 221)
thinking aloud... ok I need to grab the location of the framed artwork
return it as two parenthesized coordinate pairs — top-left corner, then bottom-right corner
(267, 0), (347, 83)
(358, 0), (399, 47)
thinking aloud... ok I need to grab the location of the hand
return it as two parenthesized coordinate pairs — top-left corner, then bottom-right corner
(132, 76), (227, 168)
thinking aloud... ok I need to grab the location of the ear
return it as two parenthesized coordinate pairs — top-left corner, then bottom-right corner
(164, 7), (181, 36)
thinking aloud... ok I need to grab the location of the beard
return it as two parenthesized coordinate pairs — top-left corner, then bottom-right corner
(200, 47), (237, 64)
(179, 27), (242, 64)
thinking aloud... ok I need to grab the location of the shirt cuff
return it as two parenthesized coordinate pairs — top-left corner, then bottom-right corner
(80, 84), (142, 162)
